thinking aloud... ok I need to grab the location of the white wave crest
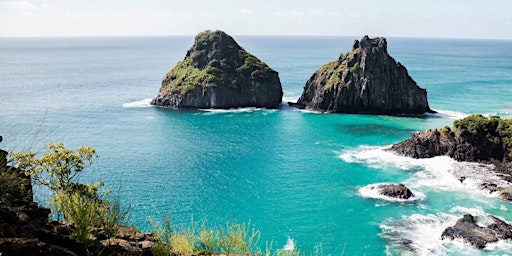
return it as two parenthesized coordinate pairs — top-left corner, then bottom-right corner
(122, 98), (152, 108)
(340, 146), (507, 197)
(381, 207), (512, 255)
(283, 237), (295, 251)
(428, 109), (468, 119)
(358, 183), (426, 203)
(199, 107), (272, 114)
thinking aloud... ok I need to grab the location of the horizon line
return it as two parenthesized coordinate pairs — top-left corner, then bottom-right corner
(1, 34), (512, 41)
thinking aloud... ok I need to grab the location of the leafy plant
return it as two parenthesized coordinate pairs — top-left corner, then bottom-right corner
(218, 221), (261, 255)
(10, 143), (129, 242)
(11, 142), (97, 192)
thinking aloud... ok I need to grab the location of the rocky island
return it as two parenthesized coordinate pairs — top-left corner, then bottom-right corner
(151, 30), (283, 109)
(290, 36), (433, 115)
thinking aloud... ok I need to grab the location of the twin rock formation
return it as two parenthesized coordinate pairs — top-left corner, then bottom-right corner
(151, 30), (283, 109)
(151, 31), (432, 115)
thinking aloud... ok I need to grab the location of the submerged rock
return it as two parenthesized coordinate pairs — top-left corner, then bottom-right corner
(291, 36), (433, 115)
(442, 214), (512, 249)
(151, 30), (283, 109)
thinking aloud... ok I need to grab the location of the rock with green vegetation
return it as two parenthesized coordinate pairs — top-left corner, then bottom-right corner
(391, 115), (512, 202)
(151, 30), (283, 109)
(391, 115), (512, 162)
(291, 36), (433, 115)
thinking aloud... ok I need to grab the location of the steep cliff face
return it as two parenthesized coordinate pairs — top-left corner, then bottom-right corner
(151, 30), (283, 109)
(292, 36), (433, 114)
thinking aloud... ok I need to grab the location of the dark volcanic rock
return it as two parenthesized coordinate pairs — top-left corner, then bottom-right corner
(377, 184), (414, 199)
(390, 115), (512, 202)
(442, 214), (512, 249)
(151, 30), (283, 109)
(390, 129), (506, 162)
(291, 36), (433, 115)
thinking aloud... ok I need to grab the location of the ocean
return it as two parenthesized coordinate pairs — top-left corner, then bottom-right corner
(1, 36), (512, 255)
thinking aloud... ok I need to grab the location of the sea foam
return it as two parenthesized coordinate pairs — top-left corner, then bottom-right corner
(122, 98), (152, 108)
(199, 107), (271, 114)
(358, 183), (426, 203)
(428, 109), (468, 120)
(381, 206), (512, 255)
(340, 146), (506, 197)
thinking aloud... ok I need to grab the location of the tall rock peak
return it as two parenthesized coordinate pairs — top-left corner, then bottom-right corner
(151, 30), (283, 109)
(291, 36), (434, 115)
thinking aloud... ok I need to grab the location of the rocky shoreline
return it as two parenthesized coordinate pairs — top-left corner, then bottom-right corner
(0, 136), (156, 256)
(388, 115), (512, 249)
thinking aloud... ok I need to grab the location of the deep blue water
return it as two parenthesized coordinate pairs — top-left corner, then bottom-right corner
(1, 36), (512, 255)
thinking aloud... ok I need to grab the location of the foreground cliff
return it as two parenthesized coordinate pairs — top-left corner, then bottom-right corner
(0, 137), (156, 256)
(151, 30), (283, 109)
(291, 36), (433, 115)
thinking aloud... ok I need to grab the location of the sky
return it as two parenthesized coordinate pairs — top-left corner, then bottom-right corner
(1, 0), (512, 39)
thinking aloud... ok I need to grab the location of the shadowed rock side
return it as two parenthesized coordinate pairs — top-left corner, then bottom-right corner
(390, 129), (507, 162)
(291, 36), (433, 115)
(151, 30), (283, 109)
(442, 214), (512, 249)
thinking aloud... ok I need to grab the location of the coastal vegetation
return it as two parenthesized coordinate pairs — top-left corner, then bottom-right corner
(453, 114), (512, 151)
(2, 141), (307, 255)
(10, 142), (129, 243)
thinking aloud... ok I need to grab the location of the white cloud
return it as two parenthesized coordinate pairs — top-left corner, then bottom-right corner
(5, 1), (40, 17)
(6, 1), (39, 11)
(240, 9), (252, 15)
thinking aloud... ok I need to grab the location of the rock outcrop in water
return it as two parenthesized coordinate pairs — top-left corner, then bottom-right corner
(290, 36), (433, 115)
(442, 214), (512, 249)
(376, 184), (414, 200)
(151, 30), (283, 109)
(391, 115), (512, 162)
(391, 114), (512, 201)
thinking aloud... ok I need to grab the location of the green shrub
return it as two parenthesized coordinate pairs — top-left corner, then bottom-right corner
(453, 115), (510, 144)
(10, 142), (97, 192)
(352, 62), (360, 72)
(150, 216), (262, 256)
(10, 143), (129, 242)
(218, 221), (260, 255)
(441, 126), (452, 135)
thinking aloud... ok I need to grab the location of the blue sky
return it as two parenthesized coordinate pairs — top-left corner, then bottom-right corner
(1, 0), (511, 39)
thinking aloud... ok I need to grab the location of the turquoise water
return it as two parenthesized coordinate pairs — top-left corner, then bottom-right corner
(1, 36), (512, 255)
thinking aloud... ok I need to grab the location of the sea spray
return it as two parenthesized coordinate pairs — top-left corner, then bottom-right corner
(122, 98), (152, 108)
(358, 183), (426, 203)
(381, 206), (512, 255)
(340, 146), (507, 198)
